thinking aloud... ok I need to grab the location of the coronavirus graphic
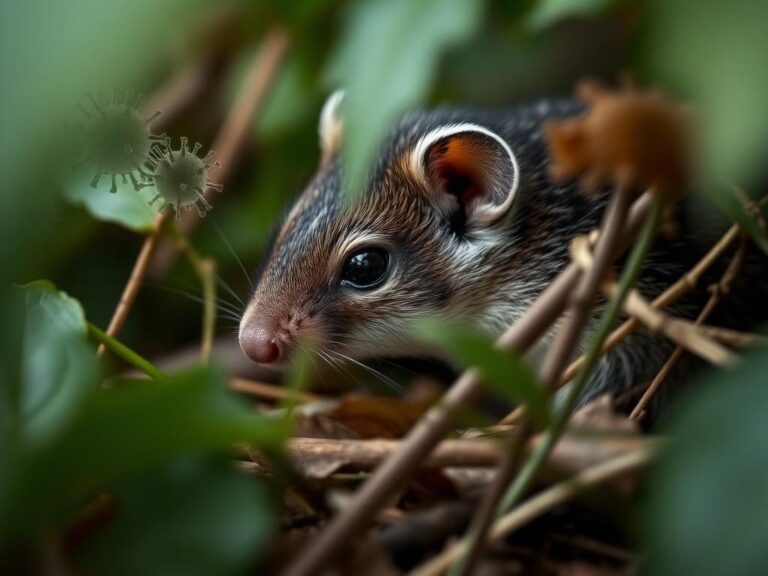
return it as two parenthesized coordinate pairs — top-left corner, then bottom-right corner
(75, 90), (163, 193)
(144, 137), (223, 219)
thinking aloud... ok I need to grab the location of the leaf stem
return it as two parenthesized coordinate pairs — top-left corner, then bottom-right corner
(87, 322), (167, 382)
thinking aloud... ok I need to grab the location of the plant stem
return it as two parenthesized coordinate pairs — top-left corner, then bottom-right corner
(413, 446), (655, 576)
(499, 197), (663, 514)
(168, 222), (216, 362)
(87, 322), (167, 382)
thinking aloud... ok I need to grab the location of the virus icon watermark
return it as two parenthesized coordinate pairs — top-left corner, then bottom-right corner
(74, 90), (163, 193)
(144, 137), (223, 219)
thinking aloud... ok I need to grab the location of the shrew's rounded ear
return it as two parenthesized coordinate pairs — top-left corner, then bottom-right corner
(318, 90), (345, 164)
(410, 124), (520, 227)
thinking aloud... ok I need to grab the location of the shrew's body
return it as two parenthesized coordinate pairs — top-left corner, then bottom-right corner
(239, 92), (766, 407)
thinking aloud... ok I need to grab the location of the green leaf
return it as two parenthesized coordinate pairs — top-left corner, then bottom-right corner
(256, 54), (315, 139)
(80, 457), (275, 576)
(327, 0), (483, 199)
(414, 319), (549, 426)
(11, 364), (283, 541)
(63, 170), (158, 233)
(18, 281), (100, 448)
(29, 364), (280, 501)
(645, 349), (768, 576)
(644, 0), (768, 253)
(526, 0), (616, 31)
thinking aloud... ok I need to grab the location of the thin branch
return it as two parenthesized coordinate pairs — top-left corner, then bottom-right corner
(168, 223), (217, 362)
(280, 192), (655, 576)
(606, 283), (738, 366)
(499, 212), (750, 426)
(198, 259), (216, 362)
(453, 180), (646, 576)
(497, 197), (662, 526)
(97, 219), (165, 357)
(230, 378), (325, 404)
(99, 28), (290, 356)
(277, 432), (652, 476)
(697, 325), (765, 347)
(630, 235), (748, 419)
(411, 446), (655, 576)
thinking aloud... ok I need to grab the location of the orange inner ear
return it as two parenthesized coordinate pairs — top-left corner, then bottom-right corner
(431, 138), (485, 207)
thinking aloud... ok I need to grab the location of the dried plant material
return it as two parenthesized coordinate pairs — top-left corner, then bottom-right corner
(323, 391), (439, 439)
(277, 428), (653, 481)
(270, 532), (399, 576)
(284, 438), (501, 479)
(568, 395), (637, 433)
(413, 448), (653, 576)
(545, 80), (692, 194)
(294, 412), (362, 440)
(570, 232), (738, 366)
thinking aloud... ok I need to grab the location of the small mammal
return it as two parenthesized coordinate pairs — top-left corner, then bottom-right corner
(239, 92), (764, 407)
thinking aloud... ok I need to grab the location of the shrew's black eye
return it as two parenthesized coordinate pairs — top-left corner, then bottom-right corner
(341, 248), (390, 290)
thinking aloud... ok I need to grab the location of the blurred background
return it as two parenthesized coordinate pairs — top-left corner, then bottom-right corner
(2, 1), (767, 574)
(3, 1), (645, 374)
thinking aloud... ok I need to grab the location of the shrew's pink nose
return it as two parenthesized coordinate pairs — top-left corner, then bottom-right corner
(239, 323), (281, 364)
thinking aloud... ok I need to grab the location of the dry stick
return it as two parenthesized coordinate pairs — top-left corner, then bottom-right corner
(411, 446), (655, 576)
(697, 325), (765, 347)
(630, 235), (748, 419)
(421, 203), (663, 575)
(569, 234), (738, 366)
(94, 58), (219, 356)
(497, 199), (664, 522)
(454, 176), (637, 576)
(230, 377), (325, 404)
(275, 433), (653, 475)
(608, 284), (737, 366)
(500, 218), (744, 426)
(556, 194), (768, 388)
(280, 192), (655, 576)
(98, 29), (290, 356)
(97, 219), (165, 356)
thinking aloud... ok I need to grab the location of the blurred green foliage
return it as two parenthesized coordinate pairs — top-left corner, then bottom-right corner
(1, 0), (768, 572)
(328, 0), (483, 197)
(645, 350), (768, 576)
(415, 319), (549, 427)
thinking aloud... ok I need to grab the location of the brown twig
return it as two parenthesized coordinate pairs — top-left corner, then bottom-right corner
(230, 378), (324, 404)
(280, 192), (655, 576)
(455, 175), (638, 576)
(97, 218), (166, 356)
(500, 216), (746, 426)
(630, 235), (748, 419)
(568, 231), (738, 366)
(605, 282), (738, 366)
(411, 446), (655, 576)
(274, 431), (652, 478)
(98, 28), (289, 355)
(697, 325), (765, 347)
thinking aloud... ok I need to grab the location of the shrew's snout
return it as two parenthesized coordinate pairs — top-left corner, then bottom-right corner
(239, 299), (325, 365)
(239, 317), (282, 364)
